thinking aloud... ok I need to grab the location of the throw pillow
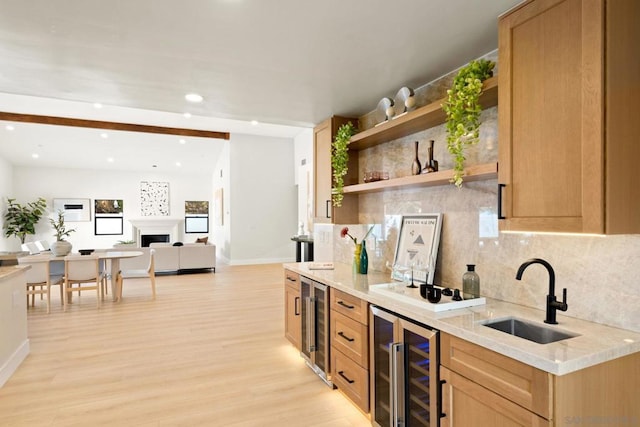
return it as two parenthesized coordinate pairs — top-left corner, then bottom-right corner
(196, 237), (208, 244)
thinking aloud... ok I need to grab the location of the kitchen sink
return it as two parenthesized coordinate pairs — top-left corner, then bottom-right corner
(481, 317), (579, 344)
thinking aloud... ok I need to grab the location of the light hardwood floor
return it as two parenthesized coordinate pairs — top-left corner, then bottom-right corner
(0, 263), (370, 426)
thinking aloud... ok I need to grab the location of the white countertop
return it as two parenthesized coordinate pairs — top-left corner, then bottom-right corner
(284, 262), (640, 376)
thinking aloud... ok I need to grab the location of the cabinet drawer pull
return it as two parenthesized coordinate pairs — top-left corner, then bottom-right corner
(286, 275), (297, 283)
(338, 331), (355, 342)
(337, 300), (355, 310)
(338, 370), (355, 384)
(498, 183), (506, 220)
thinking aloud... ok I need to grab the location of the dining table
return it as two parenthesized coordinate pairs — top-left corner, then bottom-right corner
(44, 250), (143, 301)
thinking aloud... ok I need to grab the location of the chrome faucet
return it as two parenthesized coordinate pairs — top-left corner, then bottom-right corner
(515, 258), (568, 324)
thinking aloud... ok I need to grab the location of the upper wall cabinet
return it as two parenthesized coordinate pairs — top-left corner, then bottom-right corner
(498, 0), (640, 234)
(313, 116), (359, 225)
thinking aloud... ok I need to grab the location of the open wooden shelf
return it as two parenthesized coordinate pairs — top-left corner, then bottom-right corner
(348, 76), (498, 151)
(342, 162), (498, 195)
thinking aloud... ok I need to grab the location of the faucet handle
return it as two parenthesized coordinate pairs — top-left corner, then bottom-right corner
(559, 288), (568, 311)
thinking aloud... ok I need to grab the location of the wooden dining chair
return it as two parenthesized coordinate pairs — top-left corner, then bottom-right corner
(116, 248), (156, 301)
(18, 255), (63, 313)
(63, 254), (106, 311)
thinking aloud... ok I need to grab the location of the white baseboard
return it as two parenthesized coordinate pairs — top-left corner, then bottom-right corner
(229, 257), (295, 266)
(0, 339), (30, 388)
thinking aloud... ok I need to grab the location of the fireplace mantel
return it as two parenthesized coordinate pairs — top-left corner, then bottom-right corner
(129, 218), (182, 244)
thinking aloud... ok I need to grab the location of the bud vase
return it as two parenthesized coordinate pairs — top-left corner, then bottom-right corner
(359, 240), (368, 274)
(353, 243), (362, 274)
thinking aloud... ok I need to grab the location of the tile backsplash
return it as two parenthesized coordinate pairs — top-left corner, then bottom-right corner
(321, 183), (640, 333)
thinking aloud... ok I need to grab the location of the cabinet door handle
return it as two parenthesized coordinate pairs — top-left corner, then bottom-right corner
(337, 300), (355, 310)
(338, 370), (355, 384)
(439, 379), (447, 418)
(338, 331), (355, 342)
(498, 183), (506, 220)
(294, 296), (300, 316)
(325, 200), (331, 219)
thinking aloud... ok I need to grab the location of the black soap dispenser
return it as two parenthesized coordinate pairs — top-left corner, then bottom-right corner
(462, 264), (480, 300)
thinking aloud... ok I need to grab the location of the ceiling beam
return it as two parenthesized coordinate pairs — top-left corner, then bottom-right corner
(0, 111), (230, 140)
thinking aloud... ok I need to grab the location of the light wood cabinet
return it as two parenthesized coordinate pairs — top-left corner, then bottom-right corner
(313, 116), (359, 225)
(440, 366), (551, 427)
(330, 288), (369, 413)
(283, 270), (301, 350)
(440, 333), (640, 425)
(498, 0), (640, 234)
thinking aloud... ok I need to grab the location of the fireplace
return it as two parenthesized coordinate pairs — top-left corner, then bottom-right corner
(129, 218), (181, 246)
(141, 234), (170, 247)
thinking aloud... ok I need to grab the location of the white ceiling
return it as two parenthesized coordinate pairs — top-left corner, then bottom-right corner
(0, 0), (522, 173)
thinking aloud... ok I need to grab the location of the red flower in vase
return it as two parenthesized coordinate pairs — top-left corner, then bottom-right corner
(341, 226), (374, 245)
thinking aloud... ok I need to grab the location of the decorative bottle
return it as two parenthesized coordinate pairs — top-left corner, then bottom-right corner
(411, 141), (422, 175)
(359, 240), (369, 274)
(422, 140), (439, 173)
(462, 264), (480, 299)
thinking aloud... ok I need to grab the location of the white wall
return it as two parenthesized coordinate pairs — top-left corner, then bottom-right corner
(212, 140), (231, 263)
(10, 166), (212, 251)
(0, 154), (13, 251)
(294, 128), (313, 235)
(228, 134), (297, 264)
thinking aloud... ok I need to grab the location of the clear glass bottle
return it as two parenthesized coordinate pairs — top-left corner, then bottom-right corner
(462, 264), (480, 299)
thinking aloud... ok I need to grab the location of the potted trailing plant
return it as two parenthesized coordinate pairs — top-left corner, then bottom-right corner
(331, 122), (357, 207)
(3, 197), (47, 244)
(49, 210), (76, 256)
(443, 59), (495, 188)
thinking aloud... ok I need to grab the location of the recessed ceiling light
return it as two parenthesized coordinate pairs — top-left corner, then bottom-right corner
(100, 133), (109, 139)
(183, 112), (192, 119)
(185, 93), (204, 103)
(152, 164), (157, 168)
(179, 139), (186, 145)
(5, 125), (15, 131)
(251, 120), (259, 126)
(31, 153), (39, 159)
(107, 157), (114, 163)
(176, 162), (182, 167)
(93, 103), (103, 109)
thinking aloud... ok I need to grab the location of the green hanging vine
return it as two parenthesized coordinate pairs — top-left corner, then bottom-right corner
(331, 122), (357, 207)
(443, 59), (495, 188)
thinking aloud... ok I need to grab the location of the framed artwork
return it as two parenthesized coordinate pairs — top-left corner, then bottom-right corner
(391, 213), (443, 285)
(140, 181), (169, 216)
(52, 198), (91, 222)
(95, 199), (124, 215)
(95, 216), (124, 235)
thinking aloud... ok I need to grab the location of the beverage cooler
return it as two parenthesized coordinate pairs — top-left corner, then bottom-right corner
(300, 276), (332, 386)
(370, 305), (440, 427)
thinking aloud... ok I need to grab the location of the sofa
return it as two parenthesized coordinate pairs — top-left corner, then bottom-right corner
(113, 243), (216, 277)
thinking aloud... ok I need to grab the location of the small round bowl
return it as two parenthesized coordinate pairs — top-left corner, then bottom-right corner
(427, 286), (442, 303)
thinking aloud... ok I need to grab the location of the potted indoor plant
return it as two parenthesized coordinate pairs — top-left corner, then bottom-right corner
(50, 210), (76, 256)
(442, 59), (495, 188)
(331, 122), (357, 207)
(3, 197), (47, 244)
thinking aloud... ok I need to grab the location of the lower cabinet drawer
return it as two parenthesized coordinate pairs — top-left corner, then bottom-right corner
(331, 310), (368, 368)
(332, 349), (369, 413)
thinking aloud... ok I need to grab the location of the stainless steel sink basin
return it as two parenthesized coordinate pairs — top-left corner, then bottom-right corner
(481, 317), (579, 344)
